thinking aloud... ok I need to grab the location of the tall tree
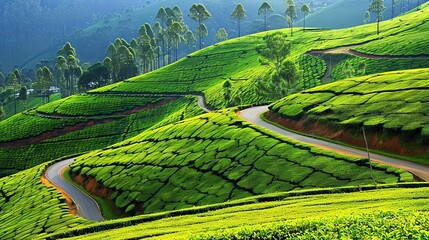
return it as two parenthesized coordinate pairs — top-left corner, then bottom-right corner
(34, 66), (53, 103)
(156, 8), (168, 65)
(56, 56), (68, 93)
(197, 23), (209, 48)
(18, 86), (27, 110)
(216, 28), (228, 42)
(156, 8), (168, 28)
(285, 0), (297, 36)
(300, 4), (311, 32)
(369, 0), (386, 35)
(153, 22), (164, 67)
(184, 30), (197, 53)
(57, 42), (81, 96)
(364, 11), (371, 23)
(258, 2), (274, 31)
(189, 4), (211, 49)
(231, 4), (247, 37)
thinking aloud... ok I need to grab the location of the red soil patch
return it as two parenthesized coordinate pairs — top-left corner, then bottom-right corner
(72, 174), (114, 200)
(266, 111), (429, 157)
(0, 97), (178, 148)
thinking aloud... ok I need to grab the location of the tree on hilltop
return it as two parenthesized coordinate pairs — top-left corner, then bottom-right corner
(189, 4), (211, 49)
(216, 28), (228, 42)
(256, 32), (301, 97)
(300, 4), (311, 32)
(369, 0), (385, 35)
(258, 2), (274, 31)
(232, 4), (247, 37)
(285, 0), (297, 36)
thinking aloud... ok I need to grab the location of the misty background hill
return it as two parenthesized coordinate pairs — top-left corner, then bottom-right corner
(0, 0), (423, 72)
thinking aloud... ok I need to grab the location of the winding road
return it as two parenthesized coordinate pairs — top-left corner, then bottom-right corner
(238, 105), (429, 181)
(45, 100), (429, 221)
(45, 158), (104, 221)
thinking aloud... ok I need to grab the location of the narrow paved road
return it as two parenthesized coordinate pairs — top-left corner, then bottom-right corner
(197, 95), (213, 113)
(239, 105), (429, 181)
(45, 158), (104, 221)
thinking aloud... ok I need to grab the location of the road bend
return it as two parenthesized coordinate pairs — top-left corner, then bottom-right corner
(239, 105), (429, 181)
(45, 158), (104, 221)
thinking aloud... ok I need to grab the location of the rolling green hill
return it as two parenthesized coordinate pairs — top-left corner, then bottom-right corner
(1, 3), (429, 239)
(1, 2), (429, 174)
(268, 68), (429, 162)
(296, 0), (398, 29)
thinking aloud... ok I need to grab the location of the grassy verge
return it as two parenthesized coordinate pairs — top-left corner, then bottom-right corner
(260, 111), (429, 167)
(63, 167), (124, 220)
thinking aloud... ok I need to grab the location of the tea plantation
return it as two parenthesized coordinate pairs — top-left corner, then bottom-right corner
(68, 108), (410, 215)
(269, 68), (429, 160)
(0, 2), (429, 239)
(0, 96), (204, 170)
(44, 185), (429, 239)
(0, 162), (86, 239)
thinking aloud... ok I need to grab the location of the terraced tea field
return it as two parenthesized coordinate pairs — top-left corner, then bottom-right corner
(268, 68), (429, 161)
(1, 2), (429, 239)
(69, 108), (410, 215)
(0, 96), (204, 170)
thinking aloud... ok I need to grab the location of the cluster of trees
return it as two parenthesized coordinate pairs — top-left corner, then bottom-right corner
(256, 32), (302, 98)
(0, 0), (164, 69)
(0, 69), (32, 119)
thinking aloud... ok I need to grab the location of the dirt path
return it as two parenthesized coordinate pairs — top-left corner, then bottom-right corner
(307, 44), (429, 59)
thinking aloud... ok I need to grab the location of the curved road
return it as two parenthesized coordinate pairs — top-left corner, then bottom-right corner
(45, 158), (104, 221)
(239, 105), (429, 181)
(44, 101), (429, 221)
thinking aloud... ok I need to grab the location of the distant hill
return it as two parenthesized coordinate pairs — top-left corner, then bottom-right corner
(296, 0), (424, 29)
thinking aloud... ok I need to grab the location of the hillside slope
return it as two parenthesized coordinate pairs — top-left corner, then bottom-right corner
(268, 68), (429, 162)
(68, 108), (410, 215)
(44, 185), (429, 239)
(1, 2), (429, 174)
(1, 4), (429, 239)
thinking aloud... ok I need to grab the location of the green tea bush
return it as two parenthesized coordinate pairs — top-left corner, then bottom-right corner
(37, 94), (163, 116)
(271, 68), (429, 135)
(193, 211), (429, 240)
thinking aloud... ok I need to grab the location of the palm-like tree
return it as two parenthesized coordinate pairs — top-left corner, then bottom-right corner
(300, 4), (311, 32)
(189, 4), (211, 49)
(232, 4), (247, 37)
(286, 0), (297, 36)
(258, 2), (274, 31)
